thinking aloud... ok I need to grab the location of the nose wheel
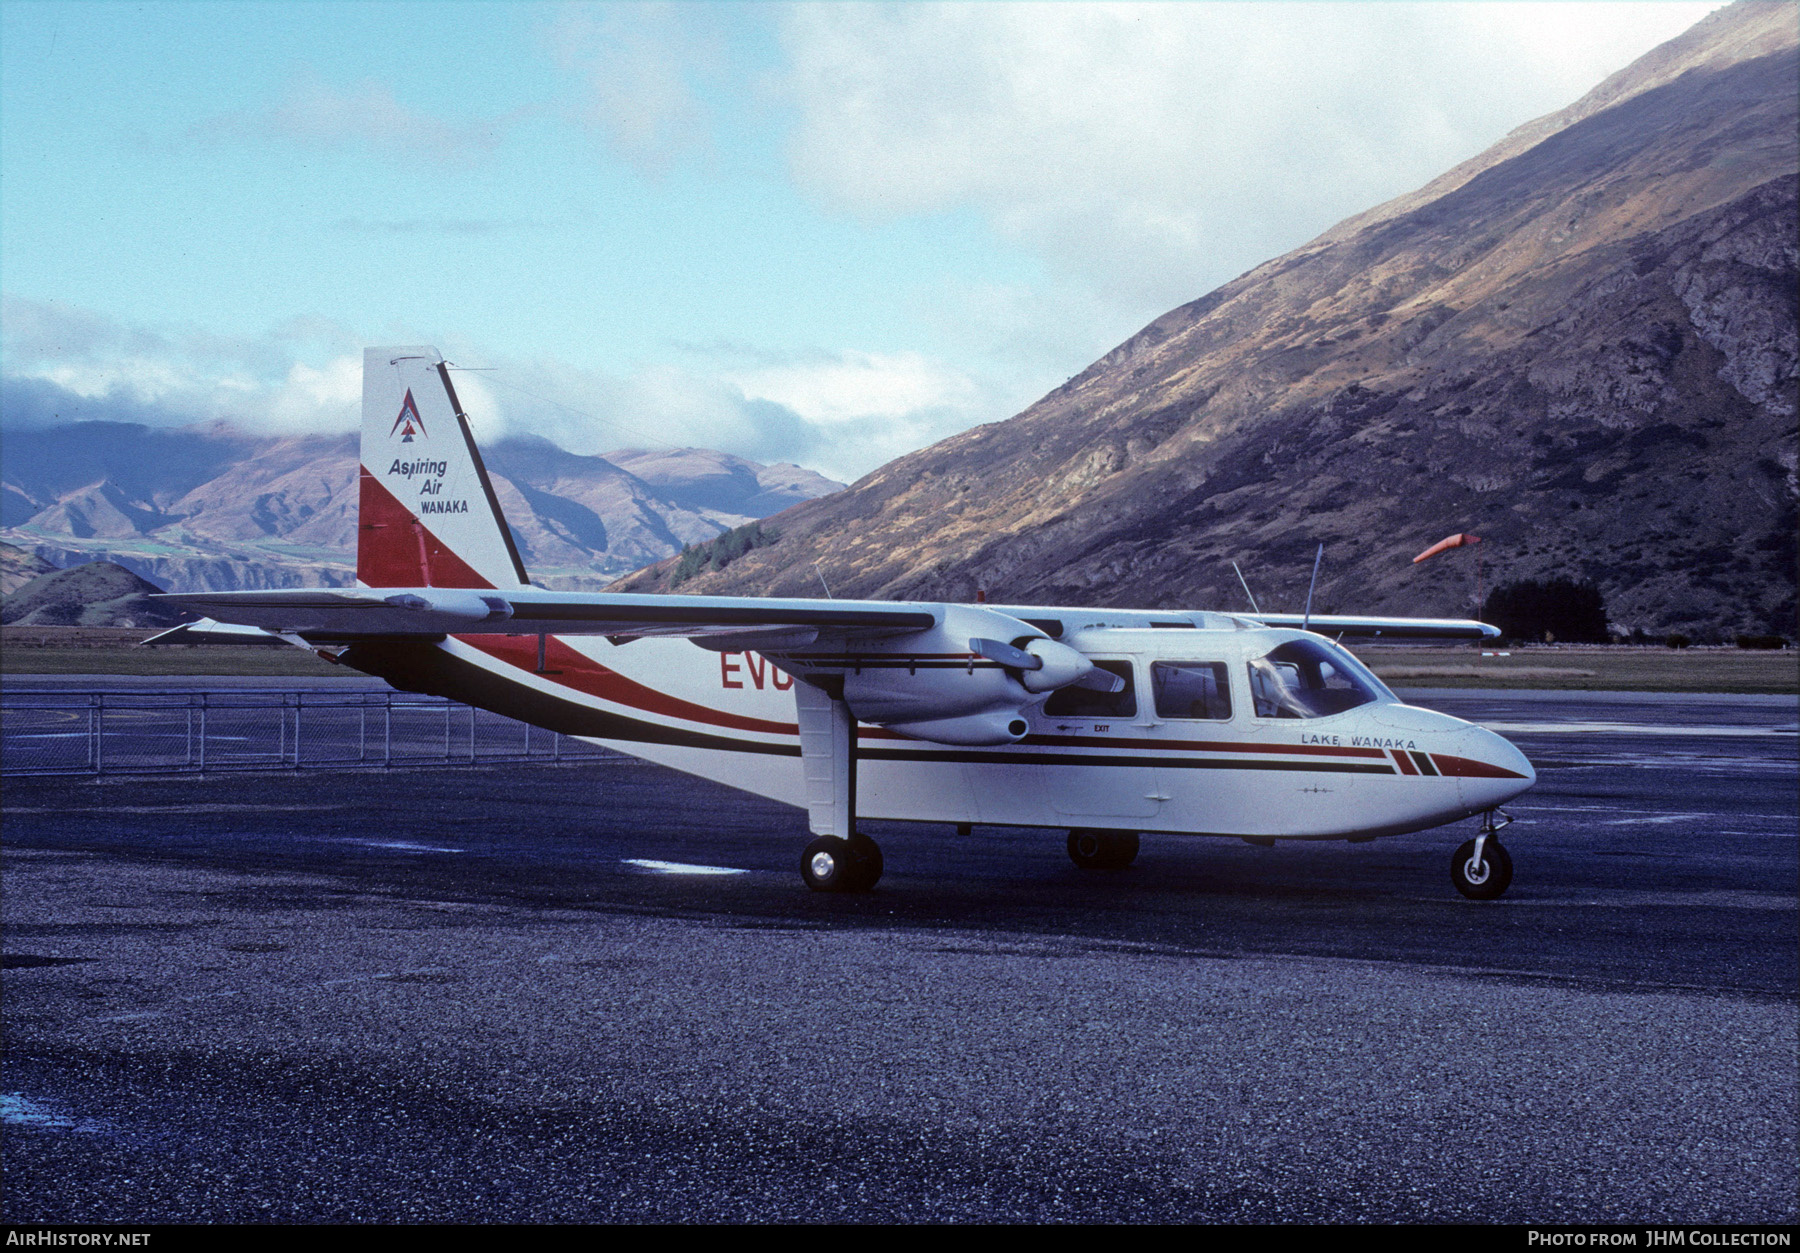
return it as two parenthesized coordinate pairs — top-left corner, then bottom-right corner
(1452, 811), (1514, 900)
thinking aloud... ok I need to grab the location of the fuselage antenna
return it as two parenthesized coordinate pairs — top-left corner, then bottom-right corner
(1232, 561), (1262, 615)
(814, 561), (834, 600)
(1302, 543), (1324, 631)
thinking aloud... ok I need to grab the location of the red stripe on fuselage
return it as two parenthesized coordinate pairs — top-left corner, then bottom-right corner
(1022, 732), (1387, 758)
(1390, 748), (1419, 775)
(1427, 752), (1528, 780)
(459, 634), (799, 737)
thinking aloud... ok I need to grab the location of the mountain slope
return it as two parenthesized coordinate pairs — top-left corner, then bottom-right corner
(0, 424), (843, 592)
(0, 540), (55, 595)
(0, 561), (189, 628)
(618, 2), (1798, 638)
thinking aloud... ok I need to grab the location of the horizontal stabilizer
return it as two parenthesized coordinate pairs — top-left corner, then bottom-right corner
(141, 619), (297, 647)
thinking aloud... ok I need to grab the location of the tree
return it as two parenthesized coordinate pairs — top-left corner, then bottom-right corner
(1482, 579), (1609, 643)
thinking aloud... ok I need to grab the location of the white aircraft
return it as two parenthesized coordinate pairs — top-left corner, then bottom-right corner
(155, 348), (1533, 899)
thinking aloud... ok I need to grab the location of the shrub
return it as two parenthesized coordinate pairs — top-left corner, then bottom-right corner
(669, 522), (778, 587)
(1482, 578), (1610, 644)
(1666, 633), (1691, 649)
(1735, 634), (1788, 650)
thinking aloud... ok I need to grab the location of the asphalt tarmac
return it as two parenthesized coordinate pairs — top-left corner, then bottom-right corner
(3, 688), (1795, 1224)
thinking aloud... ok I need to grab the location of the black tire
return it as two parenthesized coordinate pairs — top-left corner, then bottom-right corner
(1451, 837), (1513, 900)
(801, 836), (855, 892)
(845, 833), (884, 891)
(1068, 830), (1139, 870)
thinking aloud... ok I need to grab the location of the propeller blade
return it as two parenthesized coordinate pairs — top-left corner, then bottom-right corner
(1071, 667), (1126, 693)
(969, 637), (1042, 670)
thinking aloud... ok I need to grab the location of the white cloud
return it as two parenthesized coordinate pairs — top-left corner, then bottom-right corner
(0, 296), (365, 436)
(546, 1), (721, 171)
(201, 74), (517, 164)
(265, 357), (364, 433)
(730, 349), (977, 425)
(1, 298), (1002, 482)
(776, 1), (1725, 311)
(471, 348), (995, 484)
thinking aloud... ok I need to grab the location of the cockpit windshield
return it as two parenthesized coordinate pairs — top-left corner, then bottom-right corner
(1247, 637), (1395, 719)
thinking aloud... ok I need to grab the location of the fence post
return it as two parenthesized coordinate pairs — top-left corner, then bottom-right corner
(384, 696), (392, 767)
(198, 693), (207, 772)
(469, 703), (477, 763)
(90, 695), (101, 774)
(293, 694), (302, 769)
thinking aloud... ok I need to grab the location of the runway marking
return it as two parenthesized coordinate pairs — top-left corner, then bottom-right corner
(1512, 804), (1726, 816)
(622, 858), (750, 876)
(353, 840), (465, 854)
(1, 1093), (107, 1132)
(1537, 754), (1798, 772)
(6, 804), (352, 815)
(1482, 721), (1797, 737)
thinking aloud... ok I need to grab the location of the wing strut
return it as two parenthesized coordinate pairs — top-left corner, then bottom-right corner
(796, 677), (857, 839)
(794, 678), (882, 891)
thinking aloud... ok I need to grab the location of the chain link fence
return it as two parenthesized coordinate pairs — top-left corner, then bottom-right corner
(1, 689), (615, 777)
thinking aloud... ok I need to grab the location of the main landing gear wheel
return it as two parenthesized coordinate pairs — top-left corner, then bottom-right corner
(801, 833), (883, 892)
(1068, 830), (1140, 870)
(1451, 837), (1513, 900)
(845, 833), (883, 890)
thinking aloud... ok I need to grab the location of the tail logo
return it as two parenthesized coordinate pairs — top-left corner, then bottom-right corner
(390, 390), (427, 443)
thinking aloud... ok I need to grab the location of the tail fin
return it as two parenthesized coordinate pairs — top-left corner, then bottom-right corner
(358, 347), (529, 590)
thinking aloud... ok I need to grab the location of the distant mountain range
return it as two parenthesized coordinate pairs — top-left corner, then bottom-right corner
(0, 422), (842, 592)
(617, 1), (1798, 639)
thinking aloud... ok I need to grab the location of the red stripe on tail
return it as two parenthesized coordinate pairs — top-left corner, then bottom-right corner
(356, 467), (495, 589)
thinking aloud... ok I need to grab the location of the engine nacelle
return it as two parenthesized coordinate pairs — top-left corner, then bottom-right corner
(839, 660), (1026, 724)
(884, 710), (1032, 746)
(778, 604), (1088, 745)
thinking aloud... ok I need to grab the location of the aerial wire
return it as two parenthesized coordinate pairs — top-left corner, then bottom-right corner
(446, 364), (688, 455)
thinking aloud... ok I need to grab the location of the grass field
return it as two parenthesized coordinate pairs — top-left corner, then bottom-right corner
(1352, 645), (1796, 695)
(2, 627), (346, 677)
(4, 627), (1793, 693)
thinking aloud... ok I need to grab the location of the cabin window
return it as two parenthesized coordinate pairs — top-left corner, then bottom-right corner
(1043, 660), (1137, 719)
(1247, 638), (1390, 719)
(1151, 661), (1233, 720)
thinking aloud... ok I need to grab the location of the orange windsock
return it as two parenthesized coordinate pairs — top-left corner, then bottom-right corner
(1413, 533), (1482, 563)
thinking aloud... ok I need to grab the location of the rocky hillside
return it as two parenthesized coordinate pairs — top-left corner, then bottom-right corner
(1, 561), (190, 629)
(0, 540), (55, 595)
(1, 424), (841, 592)
(619, 2), (1798, 639)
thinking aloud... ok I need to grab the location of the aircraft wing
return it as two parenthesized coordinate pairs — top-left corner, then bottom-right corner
(152, 587), (938, 645)
(1248, 613), (1499, 640)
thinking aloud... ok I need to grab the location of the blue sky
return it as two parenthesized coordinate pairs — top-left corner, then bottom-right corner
(1, 1), (1723, 482)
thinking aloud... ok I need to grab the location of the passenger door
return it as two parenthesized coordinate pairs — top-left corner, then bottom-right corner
(1033, 657), (1161, 820)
